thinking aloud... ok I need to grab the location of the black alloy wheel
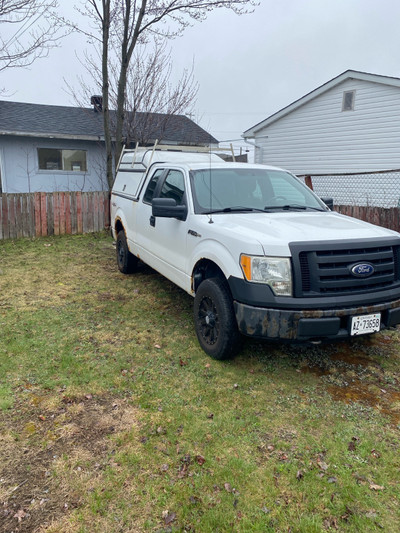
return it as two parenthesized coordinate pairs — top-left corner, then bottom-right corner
(194, 277), (241, 360)
(116, 230), (138, 274)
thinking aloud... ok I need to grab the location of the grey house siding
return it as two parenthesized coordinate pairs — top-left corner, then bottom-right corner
(0, 136), (107, 193)
(252, 78), (400, 174)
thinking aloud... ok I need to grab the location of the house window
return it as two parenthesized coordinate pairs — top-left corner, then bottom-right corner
(38, 148), (87, 171)
(342, 90), (355, 111)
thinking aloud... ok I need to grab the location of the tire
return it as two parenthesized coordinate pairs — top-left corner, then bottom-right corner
(116, 230), (138, 274)
(194, 277), (242, 360)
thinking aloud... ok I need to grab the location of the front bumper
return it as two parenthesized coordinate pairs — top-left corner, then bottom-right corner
(234, 298), (400, 341)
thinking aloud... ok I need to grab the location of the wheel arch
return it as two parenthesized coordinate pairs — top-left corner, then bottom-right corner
(190, 242), (243, 294)
(115, 217), (125, 235)
(192, 259), (226, 293)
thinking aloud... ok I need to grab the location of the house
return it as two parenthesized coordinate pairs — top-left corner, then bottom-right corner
(0, 99), (218, 194)
(243, 70), (400, 207)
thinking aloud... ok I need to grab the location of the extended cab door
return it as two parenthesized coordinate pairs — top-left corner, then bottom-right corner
(135, 168), (190, 290)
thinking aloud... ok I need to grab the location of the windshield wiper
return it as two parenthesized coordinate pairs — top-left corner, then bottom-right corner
(264, 204), (325, 212)
(204, 206), (265, 214)
(204, 204), (326, 214)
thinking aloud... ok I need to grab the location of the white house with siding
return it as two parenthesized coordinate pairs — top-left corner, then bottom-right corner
(243, 70), (400, 207)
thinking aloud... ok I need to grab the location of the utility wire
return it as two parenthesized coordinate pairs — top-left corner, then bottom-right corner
(4, 3), (53, 49)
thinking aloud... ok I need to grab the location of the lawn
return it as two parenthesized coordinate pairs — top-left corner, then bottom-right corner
(0, 232), (399, 532)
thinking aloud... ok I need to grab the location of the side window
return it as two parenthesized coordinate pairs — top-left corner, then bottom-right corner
(159, 170), (185, 205)
(143, 169), (164, 204)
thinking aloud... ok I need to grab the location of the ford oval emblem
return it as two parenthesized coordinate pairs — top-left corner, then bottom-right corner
(350, 263), (375, 278)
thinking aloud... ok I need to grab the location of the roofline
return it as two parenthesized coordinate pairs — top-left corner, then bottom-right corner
(243, 69), (400, 137)
(0, 131), (105, 142)
(0, 131), (219, 147)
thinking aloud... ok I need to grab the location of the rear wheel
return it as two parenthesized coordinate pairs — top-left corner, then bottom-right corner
(194, 277), (241, 360)
(116, 230), (138, 274)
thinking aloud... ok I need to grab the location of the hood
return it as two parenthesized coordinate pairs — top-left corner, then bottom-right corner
(209, 211), (399, 256)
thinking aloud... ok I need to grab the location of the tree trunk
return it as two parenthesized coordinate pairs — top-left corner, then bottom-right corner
(114, 0), (147, 167)
(101, 1), (114, 190)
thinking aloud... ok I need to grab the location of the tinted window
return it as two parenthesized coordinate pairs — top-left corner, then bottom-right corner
(143, 169), (164, 203)
(159, 170), (185, 205)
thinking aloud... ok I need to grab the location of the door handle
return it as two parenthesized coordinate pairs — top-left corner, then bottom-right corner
(150, 215), (155, 227)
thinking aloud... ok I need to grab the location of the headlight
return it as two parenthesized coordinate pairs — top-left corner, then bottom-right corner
(240, 255), (292, 296)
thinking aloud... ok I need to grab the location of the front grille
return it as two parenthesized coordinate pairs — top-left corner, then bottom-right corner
(291, 240), (400, 297)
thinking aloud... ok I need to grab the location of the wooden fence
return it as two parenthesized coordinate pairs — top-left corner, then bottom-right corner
(335, 205), (400, 233)
(0, 191), (110, 240)
(0, 192), (398, 240)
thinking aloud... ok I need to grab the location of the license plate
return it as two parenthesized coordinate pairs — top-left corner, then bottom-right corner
(350, 313), (381, 336)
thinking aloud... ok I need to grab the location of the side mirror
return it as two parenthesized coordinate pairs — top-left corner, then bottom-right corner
(152, 197), (187, 221)
(321, 197), (334, 210)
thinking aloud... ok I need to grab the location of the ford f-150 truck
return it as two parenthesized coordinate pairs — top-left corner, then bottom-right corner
(111, 144), (400, 359)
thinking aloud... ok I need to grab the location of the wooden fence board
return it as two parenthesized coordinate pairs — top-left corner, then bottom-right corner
(8, 195), (16, 239)
(34, 193), (41, 237)
(2, 195), (9, 239)
(15, 195), (22, 239)
(87, 193), (94, 233)
(76, 192), (83, 234)
(104, 192), (110, 228)
(40, 192), (47, 236)
(21, 195), (28, 237)
(93, 192), (99, 232)
(71, 193), (77, 234)
(59, 193), (66, 235)
(53, 193), (59, 236)
(47, 194), (54, 236)
(65, 193), (72, 234)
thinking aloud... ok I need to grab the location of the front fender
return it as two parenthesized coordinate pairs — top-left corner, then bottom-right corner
(189, 239), (244, 282)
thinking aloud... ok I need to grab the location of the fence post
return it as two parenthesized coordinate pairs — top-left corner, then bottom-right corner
(305, 175), (313, 190)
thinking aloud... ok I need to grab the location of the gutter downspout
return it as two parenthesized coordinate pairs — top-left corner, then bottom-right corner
(241, 135), (268, 164)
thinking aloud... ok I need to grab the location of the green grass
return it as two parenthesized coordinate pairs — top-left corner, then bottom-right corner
(0, 232), (399, 532)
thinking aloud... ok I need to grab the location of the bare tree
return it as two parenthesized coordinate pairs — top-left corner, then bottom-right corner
(75, 0), (258, 189)
(123, 41), (198, 145)
(0, 0), (64, 72)
(71, 39), (198, 168)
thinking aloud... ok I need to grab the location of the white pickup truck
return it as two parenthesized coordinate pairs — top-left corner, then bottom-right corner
(111, 145), (400, 359)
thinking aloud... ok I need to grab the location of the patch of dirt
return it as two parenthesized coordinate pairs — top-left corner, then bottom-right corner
(298, 335), (400, 425)
(0, 395), (139, 533)
(327, 383), (400, 425)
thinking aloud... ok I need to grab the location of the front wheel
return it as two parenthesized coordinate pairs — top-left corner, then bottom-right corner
(194, 277), (242, 360)
(116, 230), (138, 274)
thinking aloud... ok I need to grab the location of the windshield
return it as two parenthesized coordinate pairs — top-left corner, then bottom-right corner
(190, 168), (326, 213)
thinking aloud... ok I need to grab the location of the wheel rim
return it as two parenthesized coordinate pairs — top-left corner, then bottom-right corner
(198, 296), (219, 345)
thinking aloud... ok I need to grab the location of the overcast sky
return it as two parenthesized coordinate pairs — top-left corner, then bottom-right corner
(3, 0), (400, 156)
